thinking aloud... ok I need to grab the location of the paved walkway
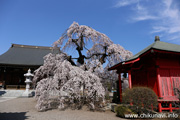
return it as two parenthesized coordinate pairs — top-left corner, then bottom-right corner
(0, 97), (125, 120)
(0, 97), (17, 103)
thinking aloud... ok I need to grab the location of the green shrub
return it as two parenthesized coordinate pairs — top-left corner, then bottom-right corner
(115, 105), (133, 118)
(122, 87), (158, 114)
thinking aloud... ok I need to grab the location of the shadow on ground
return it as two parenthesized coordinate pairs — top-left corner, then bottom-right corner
(0, 112), (29, 120)
(0, 91), (6, 96)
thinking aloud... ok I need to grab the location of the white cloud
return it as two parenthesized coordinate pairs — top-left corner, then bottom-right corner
(131, 3), (158, 21)
(132, 15), (158, 21)
(163, 0), (172, 9)
(152, 0), (180, 39)
(114, 0), (180, 42)
(151, 26), (168, 33)
(114, 0), (139, 8)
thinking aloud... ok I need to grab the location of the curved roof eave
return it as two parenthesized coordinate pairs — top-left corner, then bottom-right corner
(108, 41), (180, 71)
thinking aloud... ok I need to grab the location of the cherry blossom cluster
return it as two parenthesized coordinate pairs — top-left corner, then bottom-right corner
(34, 53), (105, 111)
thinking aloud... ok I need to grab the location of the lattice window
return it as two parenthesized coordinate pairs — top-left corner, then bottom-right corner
(160, 69), (180, 97)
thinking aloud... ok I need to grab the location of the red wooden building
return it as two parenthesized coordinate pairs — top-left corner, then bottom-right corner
(109, 36), (180, 112)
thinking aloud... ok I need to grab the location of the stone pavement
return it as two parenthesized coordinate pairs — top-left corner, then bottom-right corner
(0, 97), (125, 120)
(0, 90), (35, 97)
(0, 97), (16, 103)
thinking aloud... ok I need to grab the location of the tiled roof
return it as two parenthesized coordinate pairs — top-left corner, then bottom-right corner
(0, 44), (60, 66)
(126, 41), (180, 62)
(108, 40), (180, 70)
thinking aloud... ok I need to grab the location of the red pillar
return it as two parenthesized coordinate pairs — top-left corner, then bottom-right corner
(128, 70), (132, 89)
(158, 102), (162, 112)
(157, 68), (162, 98)
(119, 73), (122, 103)
(169, 103), (173, 112)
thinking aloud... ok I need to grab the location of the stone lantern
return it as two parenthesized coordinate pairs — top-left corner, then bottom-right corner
(22, 69), (34, 97)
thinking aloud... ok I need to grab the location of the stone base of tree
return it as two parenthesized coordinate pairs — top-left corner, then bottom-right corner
(110, 103), (117, 112)
(104, 103), (117, 112)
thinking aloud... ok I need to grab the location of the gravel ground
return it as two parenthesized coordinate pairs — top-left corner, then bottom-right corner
(0, 97), (125, 120)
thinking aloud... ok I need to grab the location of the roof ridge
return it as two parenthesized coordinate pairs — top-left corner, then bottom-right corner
(127, 42), (156, 60)
(155, 40), (179, 45)
(11, 43), (53, 50)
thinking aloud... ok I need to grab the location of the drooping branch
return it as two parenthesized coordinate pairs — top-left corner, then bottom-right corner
(80, 34), (84, 50)
(85, 53), (105, 59)
(99, 46), (108, 64)
(53, 22), (113, 65)
(34, 58), (105, 111)
(86, 45), (109, 64)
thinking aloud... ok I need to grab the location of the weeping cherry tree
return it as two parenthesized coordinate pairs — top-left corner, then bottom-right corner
(33, 22), (132, 111)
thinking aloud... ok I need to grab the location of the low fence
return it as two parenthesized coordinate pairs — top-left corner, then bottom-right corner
(6, 85), (26, 90)
(0, 82), (27, 90)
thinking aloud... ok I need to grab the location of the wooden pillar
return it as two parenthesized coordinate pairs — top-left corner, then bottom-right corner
(128, 70), (132, 89)
(157, 68), (162, 98)
(119, 73), (122, 103)
(156, 59), (163, 98)
(158, 102), (162, 112)
(169, 103), (173, 112)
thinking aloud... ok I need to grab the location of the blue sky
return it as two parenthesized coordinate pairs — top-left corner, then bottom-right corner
(0, 0), (180, 56)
